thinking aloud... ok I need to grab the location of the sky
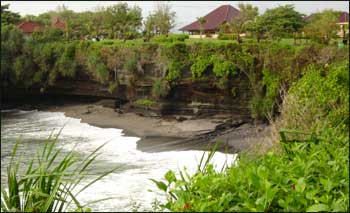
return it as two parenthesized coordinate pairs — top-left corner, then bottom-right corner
(2, 1), (349, 32)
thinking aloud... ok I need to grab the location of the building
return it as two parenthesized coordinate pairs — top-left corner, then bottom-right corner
(179, 5), (240, 38)
(51, 17), (66, 31)
(16, 21), (44, 36)
(304, 11), (349, 38)
(337, 11), (349, 38)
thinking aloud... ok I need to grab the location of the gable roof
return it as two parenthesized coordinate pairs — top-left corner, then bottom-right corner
(179, 5), (240, 31)
(338, 11), (349, 23)
(304, 11), (349, 23)
(17, 21), (44, 34)
(52, 18), (66, 30)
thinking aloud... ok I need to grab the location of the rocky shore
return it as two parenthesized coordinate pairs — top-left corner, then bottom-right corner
(2, 96), (273, 153)
(36, 100), (272, 153)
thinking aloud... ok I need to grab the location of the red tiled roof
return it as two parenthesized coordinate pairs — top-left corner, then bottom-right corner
(180, 5), (240, 31)
(17, 21), (44, 34)
(339, 12), (349, 23)
(52, 18), (66, 30)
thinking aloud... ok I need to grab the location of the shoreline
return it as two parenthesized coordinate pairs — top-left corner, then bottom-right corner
(3, 101), (273, 153)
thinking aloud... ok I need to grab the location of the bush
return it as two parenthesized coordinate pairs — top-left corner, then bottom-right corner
(123, 56), (138, 73)
(153, 60), (349, 212)
(250, 69), (280, 120)
(166, 60), (184, 82)
(87, 49), (109, 83)
(275, 61), (349, 136)
(152, 79), (170, 98)
(190, 56), (212, 79)
(152, 34), (189, 42)
(218, 33), (237, 40)
(56, 42), (78, 78)
(211, 55), (237, 78)
(32, 28), (64, 43)
(134, 99), (157, 108)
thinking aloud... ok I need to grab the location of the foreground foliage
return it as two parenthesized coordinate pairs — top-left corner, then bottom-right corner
(153, 61), (349, 212)
(1, 131), (118, 212)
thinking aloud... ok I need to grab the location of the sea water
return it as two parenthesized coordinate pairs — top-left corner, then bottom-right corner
(1, 109), (236, 211)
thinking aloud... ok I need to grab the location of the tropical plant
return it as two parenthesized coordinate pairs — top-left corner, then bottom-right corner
(229, 3), (259, 43)
(197, 17), (206, 39)
(1, 131), (119, 212)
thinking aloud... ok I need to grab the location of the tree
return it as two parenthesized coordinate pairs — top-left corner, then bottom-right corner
(245, 17), (266, 42)
(145, 2), (176, 36)
(303, 10), (341, 44)
(31, 27), (64, 43)
(230, 3), (258, 43)
(143, 13), (156, 41)
(250, 5), (305, 40)
(1, 25), (24, 86)
(1, 4), (21, 25)
(197, 17), (206, 38)
(104, 3), (142, 40)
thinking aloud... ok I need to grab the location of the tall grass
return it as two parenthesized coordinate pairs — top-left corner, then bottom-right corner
(1, 130), (119, 212)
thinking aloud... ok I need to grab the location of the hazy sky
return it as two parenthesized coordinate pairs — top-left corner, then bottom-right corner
(2, 1), (349, 31)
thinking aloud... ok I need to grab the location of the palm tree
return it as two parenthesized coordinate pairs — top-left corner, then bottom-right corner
(197, 17), (206, 38)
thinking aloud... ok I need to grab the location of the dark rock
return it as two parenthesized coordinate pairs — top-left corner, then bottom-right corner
(95, 99), (117, 109)
(114, 108), (124, 114)
(175, 116), (187, 122)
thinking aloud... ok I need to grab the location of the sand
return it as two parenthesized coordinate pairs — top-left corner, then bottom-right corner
(42, 102), (272, 153)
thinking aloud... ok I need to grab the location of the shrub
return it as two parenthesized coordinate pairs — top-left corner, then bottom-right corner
(56, 42), (78, 78)
(108, 81), (119, 93)
(218, 33), (237, 40)
(166, 61), (184, 82)
(152, 79), (170, 98)
(275, 61), (349, 136)
(152, 34), (189, 42)
(190, 56), (212, 79)
(87, 49), (109, 83)
(123, 56), (138, 73)
(32, 28), (64, 43)
(250, 69), (280, 120)
(153, 60), (349, 212)
(134, 99), (157, 108)
(211, 55), (237, 78)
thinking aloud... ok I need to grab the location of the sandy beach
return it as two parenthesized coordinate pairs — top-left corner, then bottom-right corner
(40, 101), (273, 153)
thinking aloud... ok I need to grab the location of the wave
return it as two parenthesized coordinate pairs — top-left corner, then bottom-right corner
(1, 109), (38, 115)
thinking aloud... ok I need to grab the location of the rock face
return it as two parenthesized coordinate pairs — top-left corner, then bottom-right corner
(2, 67), (253, 120)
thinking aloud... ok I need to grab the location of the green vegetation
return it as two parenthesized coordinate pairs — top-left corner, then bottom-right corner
(1, 3), (349, 212)
(1, 131), (118, 212)
(2, 24), (348, 120)
(303, 10), (341, 44)
(153, 60), (349, 212)
(134, 99), (158, 108)
(152, 79), (170, 99)
(151, 34), (189, 43)
(1, 4), (21, 25)
(144, 2), (176, 37)
(229, 3), (259, 42)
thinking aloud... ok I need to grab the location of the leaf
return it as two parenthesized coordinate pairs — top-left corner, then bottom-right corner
(320, 178), (333, 192)
(149, 179), (167, 192)
(164, 170), (176, 184)
(295, 177), (306, 193)
(306, 204), (329, 212)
